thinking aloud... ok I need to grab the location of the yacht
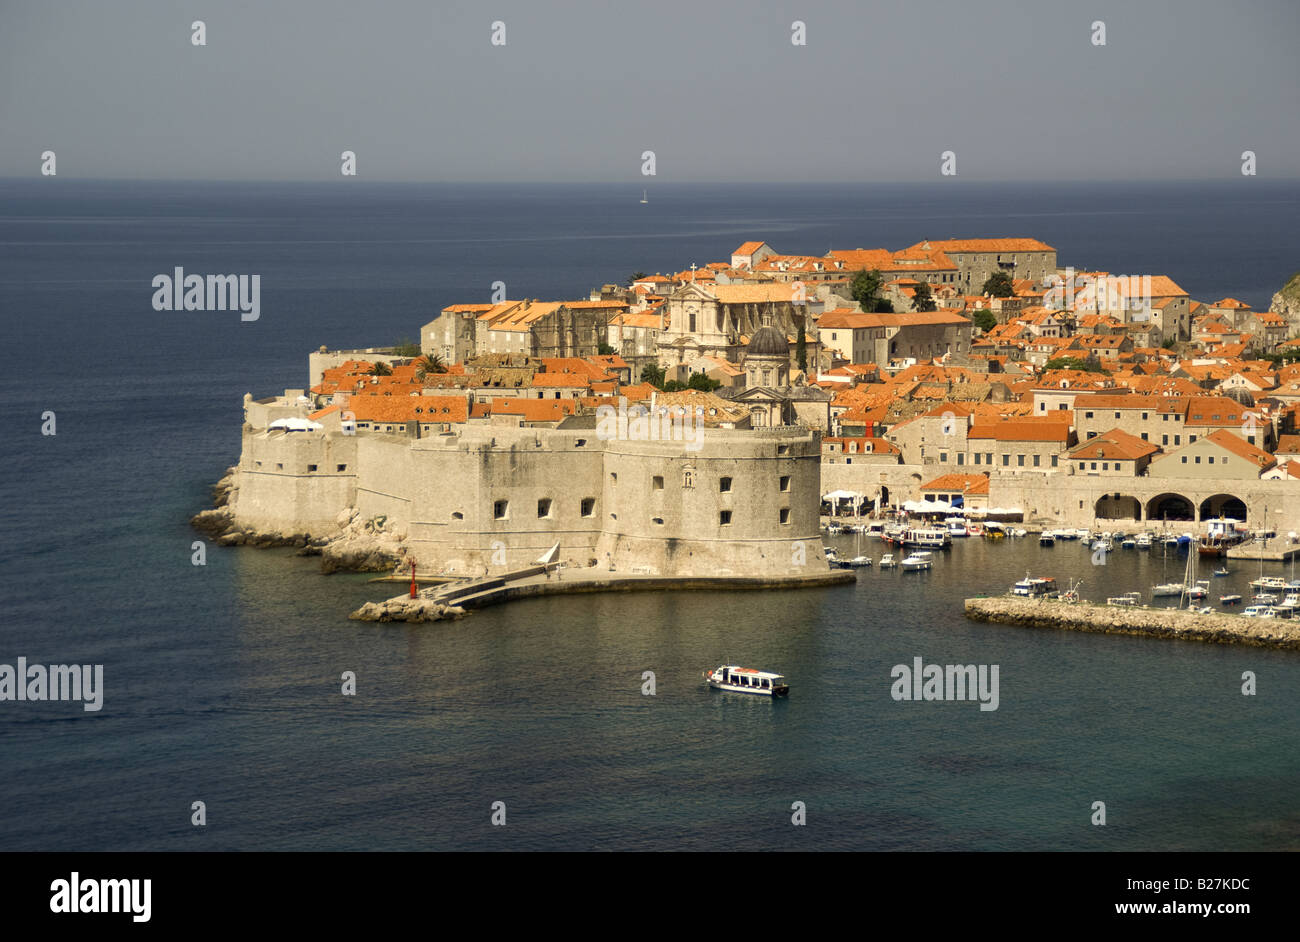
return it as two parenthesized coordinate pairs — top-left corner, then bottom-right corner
(1249, 576), (1288, 590)
(703, 665), (788, 696)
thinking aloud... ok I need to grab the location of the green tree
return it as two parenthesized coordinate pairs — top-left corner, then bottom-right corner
(597, 342), (615, 356)
(392, 338), (422, 357)
(913, 282), (936, 312)
(687, 371), (721, 392)
(872, 298), (894, 313)
(370, 361), (392, 376)
(971, 308), (997, 332)
(851, 269), (884, 309)
(1043, 356), (1104, 373)
(629, 271), (648, 284)
(663, 379), (687, 392)
(982, 271), (1015, 297)
(640, 363), (666, 388)
(796, 325), (807, 371)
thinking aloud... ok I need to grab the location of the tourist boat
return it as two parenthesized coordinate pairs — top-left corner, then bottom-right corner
(900, 552), (933, 571)
(1241, 606), (1277, 618)
(1213, 567), (1230, 577)
(1038, 531), (1056, 547)
(1012, 574), (1058, 598)
(1219, 594), (1242, 606)
(1107, 592), (1142, 606)
(1198, 536), (1227, 558)
(901, 527), (951, 549)
(878, 553), (896, 569)
(703, 665), (789, 696)
(1151, 582), (1184, 597)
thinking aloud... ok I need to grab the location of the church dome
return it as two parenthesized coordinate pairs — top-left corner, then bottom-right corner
(747, 325), (788, 358)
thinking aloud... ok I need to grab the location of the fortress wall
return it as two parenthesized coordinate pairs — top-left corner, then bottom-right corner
(598, 429), (827, 576)
(230, 429), (357, 533)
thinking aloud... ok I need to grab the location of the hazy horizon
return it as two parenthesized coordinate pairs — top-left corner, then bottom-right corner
(3, 0), (1298, 183)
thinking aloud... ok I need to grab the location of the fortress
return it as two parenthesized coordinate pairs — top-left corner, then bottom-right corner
(218, 392), (831, 580)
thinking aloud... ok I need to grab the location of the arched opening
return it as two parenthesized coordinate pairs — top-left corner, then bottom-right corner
(1095, 494), (1142, 520)
(1147, 493), (1195, 522)
(1199, 494), (1247, 522)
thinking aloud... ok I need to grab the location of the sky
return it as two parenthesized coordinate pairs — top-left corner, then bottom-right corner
(1, 0), (1298, 183)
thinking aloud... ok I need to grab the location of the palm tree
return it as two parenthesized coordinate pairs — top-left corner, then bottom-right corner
(416, 353), (447, 379)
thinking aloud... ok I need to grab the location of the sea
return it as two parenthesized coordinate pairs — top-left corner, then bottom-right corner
(1, 178), (1298, 851)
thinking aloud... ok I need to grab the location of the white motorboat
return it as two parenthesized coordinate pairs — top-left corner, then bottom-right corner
(1012, 574), (1059, 598)
(1107, 592), (1142, 606)
(703, 665), (789, 696)
(1151, 582), (1184, 597)
(878, 553), (896, 569)
(901, 553), (933, 571)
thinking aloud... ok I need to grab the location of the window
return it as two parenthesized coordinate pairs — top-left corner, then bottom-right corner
(719, 477), (732, 492)
(1181, 456), (1187, 464)
(1051, 455), (1058, 467)
(1115, 412), (1121, 419)
(307, 464), (317, 472)
(779, 508), (790, 524)
(610, 473), (617, 485)
(777, 445), (790, 455)
(779, 475), (790, 492)
(1017, 454), (1025, 467)
(986, 453), (992, 465)
(1190, 435), (1197, 443)
(337, 464), (347, 472)
(494, 500), (509, 519)
(1102, 463), (1109, 471)
(1078, 461), (1085, 470)
(1162, 435), (1168, 445)
(1085, 411), (1094, 419)
(1194, 456), (1201, 464)
(1174, 435), (1181, 445)
(1091, 462), (1097, 470)
(652, 517), (664, 525)
(1033, 455), (1040, 467)
(537, 498), (552, 518)
(452, 511), (463, 520)
(652, 476), (664, 490)
(1141, 432), (1148, 441)
(957, 453), (965, 465)
(581, 498), (595, 516)
(1142, 413), (1149, 420)
(1208, 457), (1215, 465)
(719, 510), (732, 526)
(576, 439), (587, 447)
(276, 463), (283, 470)
(1002, 454), (1009, 466)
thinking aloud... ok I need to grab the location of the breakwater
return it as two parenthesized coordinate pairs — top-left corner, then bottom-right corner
(352, 566), (855, 623)
(965, 596), (1300, 649)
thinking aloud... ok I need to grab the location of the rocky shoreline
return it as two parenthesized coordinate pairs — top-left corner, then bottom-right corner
(189, 467), (407, 574)
(965, 596), (1300, 649)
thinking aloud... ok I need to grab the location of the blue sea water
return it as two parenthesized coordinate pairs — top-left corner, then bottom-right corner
(1, 178), (1298, 851)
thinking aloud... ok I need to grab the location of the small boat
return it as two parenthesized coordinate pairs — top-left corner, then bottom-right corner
(1012, 574), (1058, 598)
(1107, 592), (1142, 606)
(1252, 592), (1278, 604)
(1186, 581), (1209, 600)
(841, 555), (872, 568)
(1213, 567), (1230, 577)
(1135, 533), (1152, 549)
(1121, 536), (1137, 550)
(878, 553), (896, 569)
(1039, 531), (1056, 547)
(983, 523), (1007, 540)
(1091, 538), (1113, 553)
(1012, 528), (1027, 538)
(1250, 576), (1288, 590)
(1057, 529), (1078, 542)
(945, 516), (969, 537)
(703, 665), (788, 696)
(1242, 606), (1277, 618)
(1219, 594), (1242, 605)
(901, 553), (933, 571)
(639, 189), (648, 204)
(1151, 582), (1184, 598)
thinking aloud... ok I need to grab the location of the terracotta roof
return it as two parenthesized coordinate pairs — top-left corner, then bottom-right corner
(1070, 428), (1159, 461)
(921, 472), (991, 495)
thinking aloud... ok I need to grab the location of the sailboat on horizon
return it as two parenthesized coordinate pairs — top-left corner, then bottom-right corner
(639, 188), (648, 204)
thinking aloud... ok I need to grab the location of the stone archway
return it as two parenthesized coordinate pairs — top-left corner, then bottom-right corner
(1095, 494), (1142, 520)
(1199, 494), (1247, 522)
(1147, 493), (1195, 522)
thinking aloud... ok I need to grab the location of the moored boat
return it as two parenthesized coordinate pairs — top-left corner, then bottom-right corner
(1107, 592), (1142, 606)
(900, 552), (933, 571)
(878, 553), (896, 569)
(1219, 594), (1242, 605)
(1012, 573), (1058, 598)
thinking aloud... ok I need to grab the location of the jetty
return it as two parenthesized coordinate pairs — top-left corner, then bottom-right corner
(964, 596), (1300, 650)
(351, 564), (855, 623)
